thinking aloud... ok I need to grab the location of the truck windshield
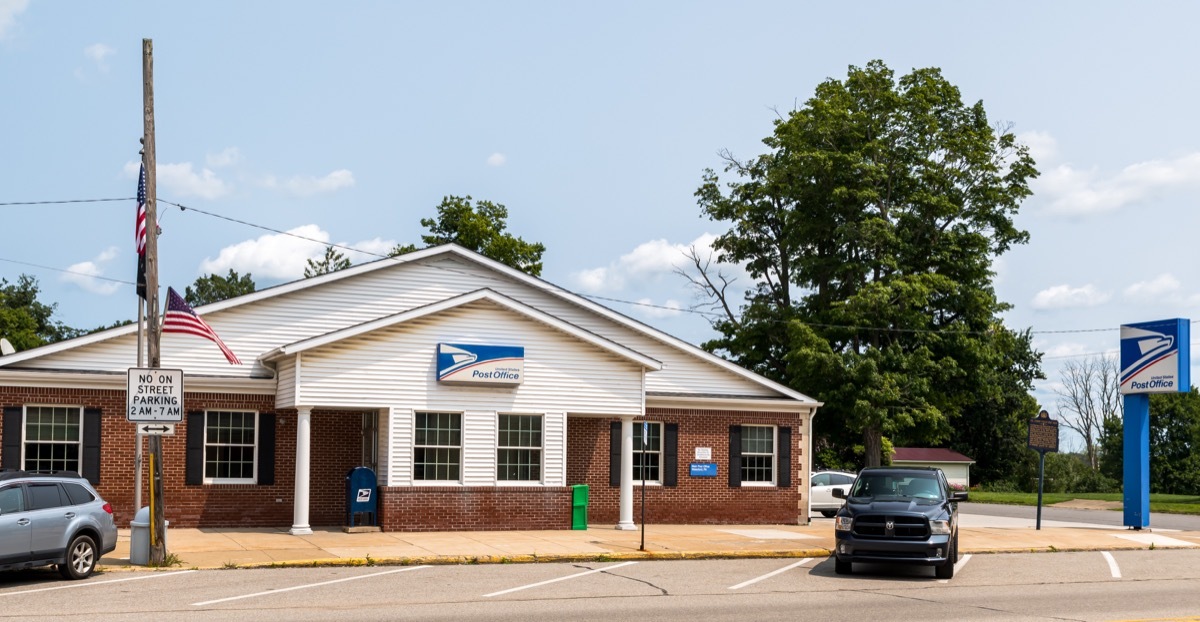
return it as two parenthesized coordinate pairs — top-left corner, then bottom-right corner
(849, 475), (943, 501)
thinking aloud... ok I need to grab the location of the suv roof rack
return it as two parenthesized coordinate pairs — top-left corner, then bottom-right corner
(0, 470), (84, 483)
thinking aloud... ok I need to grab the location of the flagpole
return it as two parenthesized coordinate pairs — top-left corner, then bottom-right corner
(134, 297), (143, 513)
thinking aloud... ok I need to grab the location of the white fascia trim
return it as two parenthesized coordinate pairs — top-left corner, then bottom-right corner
(0, 369), (277, 394)
(646, 394), (823, 412)
(260, 288), (663, 371)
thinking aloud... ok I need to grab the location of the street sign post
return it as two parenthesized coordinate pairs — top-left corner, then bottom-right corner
(1028, 409), (1059, 530)
(126, 368), (184, 422)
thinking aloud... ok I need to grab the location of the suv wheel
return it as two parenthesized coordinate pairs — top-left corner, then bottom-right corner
(834, 557), (852, 575)
(59, 534), (97, 580)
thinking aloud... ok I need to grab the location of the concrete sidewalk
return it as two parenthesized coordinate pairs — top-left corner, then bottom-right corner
(97, 514), (1200, 571)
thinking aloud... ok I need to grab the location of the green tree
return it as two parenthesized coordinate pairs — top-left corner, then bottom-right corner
(0, 274), (81, 349)
(304, 245), (352, 278)
(185, 270), (256, 306)
(692, 60), (1041, 469)
(390, 195), (546, 276)
(1099, 388), (1200, 494)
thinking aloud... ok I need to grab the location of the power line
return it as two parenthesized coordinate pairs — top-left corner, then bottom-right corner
(0, 196), (1188, 346)
(0, 198), (133, 206)
(0, 256), (136, 285)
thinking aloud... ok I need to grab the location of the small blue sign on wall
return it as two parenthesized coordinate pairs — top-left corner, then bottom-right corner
(690, 463), (717, 477)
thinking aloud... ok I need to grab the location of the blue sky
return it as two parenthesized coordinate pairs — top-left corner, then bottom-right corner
(3, 1), (1200, 447)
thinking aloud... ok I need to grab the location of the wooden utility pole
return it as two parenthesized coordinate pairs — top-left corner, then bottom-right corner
(142, 37), (166, 566)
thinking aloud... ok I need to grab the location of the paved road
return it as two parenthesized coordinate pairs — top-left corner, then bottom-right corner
(957, 501), (1200, 531)
(3, 550), (1200, 620)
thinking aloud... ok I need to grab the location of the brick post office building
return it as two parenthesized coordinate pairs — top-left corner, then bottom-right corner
(0, 245), (823, 533)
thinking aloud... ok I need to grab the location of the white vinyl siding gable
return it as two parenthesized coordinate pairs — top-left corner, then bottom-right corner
(11, 252), (798, 402)
(293, 302), (646, 416)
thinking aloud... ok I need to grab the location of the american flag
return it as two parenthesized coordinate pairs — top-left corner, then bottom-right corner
(135, 163), (147, 299)
(162, 287), (242, 365)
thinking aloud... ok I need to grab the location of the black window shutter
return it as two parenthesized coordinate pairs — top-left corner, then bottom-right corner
(2, 406), (22, 471)
(777, 426), (792, 488)
(257, 413), (275, 485)
(82, 408), (101, 485)
(729, 425), (742, 487)
(609, 421), (621, 487)
(663, 423), (678, 487)
(185, 411), (204, 485)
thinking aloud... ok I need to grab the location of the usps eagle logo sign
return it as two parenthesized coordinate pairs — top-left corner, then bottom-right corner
(436, 343), (525, 386)
(1119, 319), (1190, 394)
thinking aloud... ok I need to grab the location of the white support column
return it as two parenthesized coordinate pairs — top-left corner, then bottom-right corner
(616, 415), (636, 530)
(290, 406), (313, 535)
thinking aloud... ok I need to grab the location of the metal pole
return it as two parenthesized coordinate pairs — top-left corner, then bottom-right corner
(134, 298), (143, 513)
(1036, 450), (1045, 531)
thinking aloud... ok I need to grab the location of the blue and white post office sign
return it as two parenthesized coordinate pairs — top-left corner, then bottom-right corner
(1120, 319), (1190, 394)
(436, 343), (524, 386)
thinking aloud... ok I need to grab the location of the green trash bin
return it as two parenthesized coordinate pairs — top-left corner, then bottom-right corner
(571, 484), (588, 530)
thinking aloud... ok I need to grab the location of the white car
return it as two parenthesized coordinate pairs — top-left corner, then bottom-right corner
(810, 471), (857, 518)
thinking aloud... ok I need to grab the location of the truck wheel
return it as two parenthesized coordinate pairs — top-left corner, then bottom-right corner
(935, 540), (956, 579)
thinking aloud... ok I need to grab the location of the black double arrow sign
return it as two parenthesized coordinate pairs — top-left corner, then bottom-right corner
(140, 424), (172, 433)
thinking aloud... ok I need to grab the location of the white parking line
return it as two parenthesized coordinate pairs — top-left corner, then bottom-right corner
(937, 554), (972, 584)
(728, 558), (812, 590)
(483, 561), (638, 597)
(0, 570), (196, 596)
(191, 566), (430, 606)
(1101, 551), (1121, 578)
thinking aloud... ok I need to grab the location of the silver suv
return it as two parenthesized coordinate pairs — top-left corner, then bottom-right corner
(0, 471), (118, 579)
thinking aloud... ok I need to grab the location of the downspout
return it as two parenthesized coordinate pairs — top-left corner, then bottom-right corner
(805, 406), (820, 526)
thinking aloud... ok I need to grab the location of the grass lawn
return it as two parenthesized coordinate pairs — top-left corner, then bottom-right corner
(969, 491), (1200, 515)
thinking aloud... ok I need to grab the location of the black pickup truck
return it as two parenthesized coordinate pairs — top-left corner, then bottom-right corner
(831, 466), (967, 579)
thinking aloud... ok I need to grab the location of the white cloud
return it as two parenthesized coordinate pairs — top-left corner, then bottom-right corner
(1017, 130), (1057, 164)
(571, 233), (728, 294)
(0, 0), (28, 40)
(61, 246), (122, 295)
(124, 160), (232, 200)
(263, 169), (355, 197)
(200, 225), (332, 279)
(635, 298), (682, 318)
(487, 153), (507, 167)
(340, 237), (397, 262)
(1039, 341), (1091, 359)
(1031, 284), (1111, 310)
(199, 227), (392, 280)
(1123, 273), (1180, 300)
(1036, 152), (1200, 215)
(83, 43), (114, 72)
(206, 147), (242, 168)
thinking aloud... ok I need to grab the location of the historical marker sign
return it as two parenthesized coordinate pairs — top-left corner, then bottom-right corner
(126, 368), (184, 422)
(1028, 410), (1059, 453)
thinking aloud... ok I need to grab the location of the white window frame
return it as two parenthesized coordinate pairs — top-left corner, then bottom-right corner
(203, 409), (259, 485)
(633, 421), (663, 485)
(740, 424), (776, 487)
(22, 405), (83, 474)
(496, 413), (544, 484)
(413, 411), (463, 483)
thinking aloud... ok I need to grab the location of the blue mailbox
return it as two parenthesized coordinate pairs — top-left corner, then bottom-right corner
(345, 466), (378, 527)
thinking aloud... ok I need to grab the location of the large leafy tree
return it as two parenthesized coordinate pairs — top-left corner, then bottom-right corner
(390, 195), (546, 276)
(1100, 388), (1200, 495)
(185, 270), (256, 306)
(0, 274), (81, 349)
(693, 60), (1042, 469)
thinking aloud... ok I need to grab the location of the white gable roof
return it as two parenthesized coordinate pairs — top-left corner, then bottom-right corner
(0, 244), (819, 406)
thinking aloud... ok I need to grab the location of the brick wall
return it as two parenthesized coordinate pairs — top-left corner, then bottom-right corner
(2, 386), (805, 531)
(567, 408), (803, 525)
(378, 487), (572, 531)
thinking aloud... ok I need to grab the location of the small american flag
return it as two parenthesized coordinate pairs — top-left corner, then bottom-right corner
(135, 163), (147, 299)
(162, 287), (241, 365)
